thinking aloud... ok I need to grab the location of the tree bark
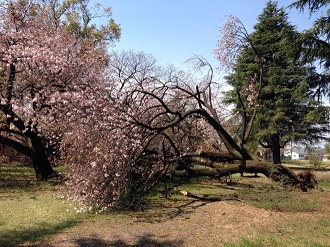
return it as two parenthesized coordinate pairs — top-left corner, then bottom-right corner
(29, 134), (56, 180)
(174, 154), (307, 191)
(0, 98), (56, 180)
(272, 134), (282, 164)
(0, 132), (56, 180)
(0, 62), (54, 179)
(198, 110), (252, 160)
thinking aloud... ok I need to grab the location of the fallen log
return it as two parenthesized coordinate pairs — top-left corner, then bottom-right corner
(173, 154), (308, 191)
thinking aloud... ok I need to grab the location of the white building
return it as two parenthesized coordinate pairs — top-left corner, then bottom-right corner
(283, 146), (307, 160)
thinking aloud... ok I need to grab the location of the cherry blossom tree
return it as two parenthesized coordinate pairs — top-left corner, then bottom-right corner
(0, 0), (119, 179)
(214, 15), (264, 151)
(37, 12), (314, 211)
(0, 2), (312, 210)
(59, 50), (311, 212)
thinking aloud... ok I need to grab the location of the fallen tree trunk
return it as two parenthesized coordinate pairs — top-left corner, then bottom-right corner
(173, 153), (308, 191)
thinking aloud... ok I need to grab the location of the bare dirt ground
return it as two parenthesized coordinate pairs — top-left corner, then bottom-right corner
(25, 184), (330, 247)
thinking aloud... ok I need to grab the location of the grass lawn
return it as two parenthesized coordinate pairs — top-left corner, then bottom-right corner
(1, 161), (330, 246)
(0, 163), (88, 246)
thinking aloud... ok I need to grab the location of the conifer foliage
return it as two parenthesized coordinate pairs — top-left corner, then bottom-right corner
(220, 1), (328, 164)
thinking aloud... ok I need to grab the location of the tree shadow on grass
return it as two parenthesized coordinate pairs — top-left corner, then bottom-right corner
(132, 199), (208, 224)
(75, 234), (184, 247)
(0, 163), (62, 198)
(0, 219), (82, 247)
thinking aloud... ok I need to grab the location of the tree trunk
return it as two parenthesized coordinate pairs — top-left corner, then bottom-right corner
(24, 133), (56, 180)
(30, 139), (56, 180)
(0, 61), (56, 180)
(0, 133), (56, 180)
(272, 134), (282, 164)
(0, 102), (56, 180)
(174, 153), (307, 191)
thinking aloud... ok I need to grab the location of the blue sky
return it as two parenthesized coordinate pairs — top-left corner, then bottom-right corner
(102, 1), (319, 74)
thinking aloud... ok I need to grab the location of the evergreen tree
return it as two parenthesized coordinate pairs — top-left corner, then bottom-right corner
(291, 0), (330, 99)
(225, 1), (328, 164)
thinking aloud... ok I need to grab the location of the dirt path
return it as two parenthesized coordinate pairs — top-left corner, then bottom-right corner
(24, 194), (329, 247)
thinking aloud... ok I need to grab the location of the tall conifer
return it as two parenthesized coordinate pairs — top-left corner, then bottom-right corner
(225, 1), (328, 164)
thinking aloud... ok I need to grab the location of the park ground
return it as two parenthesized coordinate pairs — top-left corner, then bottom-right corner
(1, 162), (330, 247)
